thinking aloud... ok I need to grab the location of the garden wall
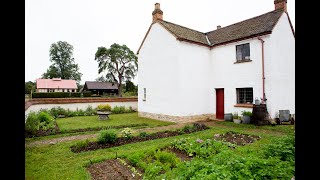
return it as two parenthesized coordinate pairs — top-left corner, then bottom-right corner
(25, 98), (138, 119)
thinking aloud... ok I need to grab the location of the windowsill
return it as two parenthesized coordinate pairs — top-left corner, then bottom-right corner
(234, 59), (252, 64)
(234, 104), (253, 108)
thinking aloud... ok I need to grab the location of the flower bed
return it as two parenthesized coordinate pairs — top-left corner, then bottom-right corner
(71, 123), (209, 153)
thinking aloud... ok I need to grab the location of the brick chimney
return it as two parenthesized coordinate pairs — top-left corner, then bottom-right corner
(152, 3), (163, 22)
(217, 25), (221, 29)
(274, 0), (287, 12)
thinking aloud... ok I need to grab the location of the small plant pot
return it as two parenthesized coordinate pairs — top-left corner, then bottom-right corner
(242, 116), (251, 124)
(97, 111), (111, 120)
(233, 119), (242, 124)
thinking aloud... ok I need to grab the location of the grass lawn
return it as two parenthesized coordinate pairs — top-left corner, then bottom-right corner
(25, 122), (294, 180)
(56, 112), (175, 132)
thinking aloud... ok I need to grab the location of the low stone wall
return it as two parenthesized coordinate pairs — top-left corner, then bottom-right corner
(138, 111), (216, 123)
(25, 97), (137, 111)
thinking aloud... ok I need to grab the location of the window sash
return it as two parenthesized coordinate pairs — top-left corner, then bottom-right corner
(236, 43), (250, 61)
(236, 88), (253, 104)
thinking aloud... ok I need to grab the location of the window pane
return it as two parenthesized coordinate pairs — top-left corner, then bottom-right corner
(236, 45), (242, 61)
(236, 43), (250, 61)
(236, 88), (253, 104)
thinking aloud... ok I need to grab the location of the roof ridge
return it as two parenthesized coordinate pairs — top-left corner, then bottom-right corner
(160, 20), (205, 35)
(206, 9), (283, 34)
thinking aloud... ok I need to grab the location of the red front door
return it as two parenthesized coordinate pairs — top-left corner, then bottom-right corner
(216, 89), (224, 119)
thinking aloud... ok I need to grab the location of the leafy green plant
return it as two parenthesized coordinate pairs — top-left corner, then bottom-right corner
(171, 138), (229, 158)
(97, 129), (117, 144)
(25, 112), (40, 134)
(139, 132), (149, 138)
(97, 104), (111, 112)
(241, 110), (252, 116)
(121, 128), (134, 139)
(84, 105), (96, 116)
(73, 139), (90, 151)
(263, 135), (295, 161)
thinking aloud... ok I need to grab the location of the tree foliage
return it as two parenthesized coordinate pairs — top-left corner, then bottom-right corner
(25, 81), (36, 94)
(42, 41), (82, 84)
(94, 43), (138, 97)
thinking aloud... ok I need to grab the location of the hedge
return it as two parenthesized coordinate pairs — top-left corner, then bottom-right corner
(32, 92), (92, 98)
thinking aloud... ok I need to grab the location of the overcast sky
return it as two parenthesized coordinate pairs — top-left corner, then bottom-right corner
(25, 0), (295, 85)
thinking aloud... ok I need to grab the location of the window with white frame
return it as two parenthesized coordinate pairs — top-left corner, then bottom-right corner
(143, 88), (146, 101)
(236, 43), (250, 62)
(236, 88), (253, 104)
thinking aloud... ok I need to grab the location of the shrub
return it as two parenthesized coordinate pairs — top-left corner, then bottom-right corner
(97, 104), (111, 112)
(121, 128), (134, 139)
(82, 91), (92, 97)
(241, 110), (253, 116)
(111, 106), (122, 114)
(84, 105), (96, 116)
(139, 132), (149, 138)
(38, 111), (54, 124)
(182, 125), (195, 133)
(73, 139), (90, 151)
(49, 106), (67, 118)
(97, 129), (117, 144)
(25, 112), (40, 134)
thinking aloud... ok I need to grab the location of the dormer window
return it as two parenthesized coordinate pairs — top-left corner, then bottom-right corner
(236, 43), (251, 63)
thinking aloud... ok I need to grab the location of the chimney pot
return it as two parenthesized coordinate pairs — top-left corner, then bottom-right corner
(152, 3), (163, 22)
(217, 25), (221, 29)
(274, 0), (287, 12)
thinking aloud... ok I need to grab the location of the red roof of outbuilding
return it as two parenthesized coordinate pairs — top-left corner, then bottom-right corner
(36, 78), (77, 89)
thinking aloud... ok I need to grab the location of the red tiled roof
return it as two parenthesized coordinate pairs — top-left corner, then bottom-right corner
(36, 78), (77, 89)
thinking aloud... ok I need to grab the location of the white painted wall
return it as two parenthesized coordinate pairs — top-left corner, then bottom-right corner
(209, 37), (270, 116)
(138, 23), (182, 115)
(25, 102), (138, 121)
(264, 13), (295, 118)
(175, 41), (211, 115)
(138, 13), (295, 119)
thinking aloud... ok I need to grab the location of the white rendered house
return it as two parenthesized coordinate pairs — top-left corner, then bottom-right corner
(137, 0), (294, 122)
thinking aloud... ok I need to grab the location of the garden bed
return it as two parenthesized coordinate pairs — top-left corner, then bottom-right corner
(25, 123), (149, 138)
(71, 123), (210, 153)
(87, 159), (142, 180)
(213, 131), (261, 146)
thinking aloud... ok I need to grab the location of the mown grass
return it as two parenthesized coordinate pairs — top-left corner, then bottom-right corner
(25, 122), (294, 180)
(56, 112), (175, 132)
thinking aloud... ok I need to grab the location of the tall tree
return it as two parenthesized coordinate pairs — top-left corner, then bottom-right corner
(42, 41), (82, 84)
(25, 81), (36, 94)
(95, 76), (108, 82)
(95, 43), (138, 97)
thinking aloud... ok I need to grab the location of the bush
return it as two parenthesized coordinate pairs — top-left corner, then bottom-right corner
(121, 128), (134, 139)
(49, 106), (67, 118)
(97, 104), (111, 112)
(25, 112), (40, 134)
(25, 111), (55, 134)
(241, 110), (252, 116)
(97, 129), (117, 144)
(139, 132), (149, 138)
(84, 105), (96, 116)
(73, 139), (90, 151)
(82, 91), (92, 97)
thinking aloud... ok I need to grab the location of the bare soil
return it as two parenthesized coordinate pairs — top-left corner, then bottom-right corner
(164, 147), (192, 161)
(87, 159), (142, 180)
(213, 131), (261, 146)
